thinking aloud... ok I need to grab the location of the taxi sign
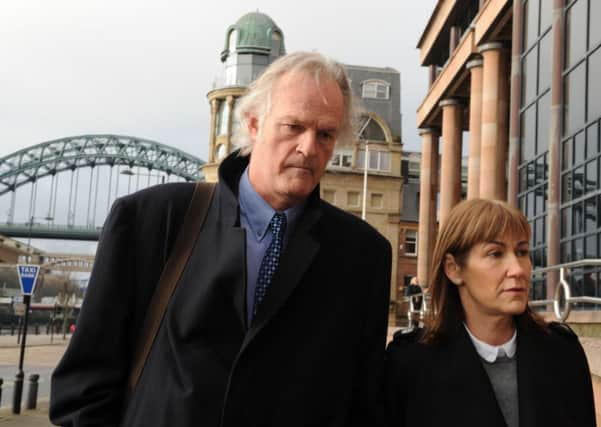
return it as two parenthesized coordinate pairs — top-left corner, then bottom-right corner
(16, 265), (40, 296)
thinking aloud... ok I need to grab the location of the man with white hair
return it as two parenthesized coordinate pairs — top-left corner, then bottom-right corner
(50, 51), (391, 427)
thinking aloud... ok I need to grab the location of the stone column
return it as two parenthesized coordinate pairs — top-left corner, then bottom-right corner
(225, 95), (235, 153)
(417, 128), (440, 287)
(507, 0), (524, 207)
(546, 0), (566, 300)
(428, 65), (438, 88)
(439, 99), (463, 227)
(208, 99), (219, 163)
(450, 26), (461, 55)
(479, 42), (510, 200)
(466, 58), (483, 199)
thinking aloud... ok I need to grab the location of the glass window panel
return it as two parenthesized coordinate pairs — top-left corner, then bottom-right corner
(540, 0), (552, 32)
(342, 154), (353, 168)
(575, 131), (585, 165)
(586, 159), (597, 194)
(535, 217), (545, 245)
(527, 161), (536, 188)
(564, 63), (586, 137)
(574, 201), (585, 233)
(589, 123), (599, 156)
(586, 196), (597, 232)
(535, 185), (545, 215)
(562, 206), (572, 236)
(561, 240), (573, 262)
(565, 0), (587, 68)
(527, 191), (535, 218)
(562, 172), (572, 202)
(574, 166), (585, 198)
(369, 150), (378, 169)
(574, 236), (584, 259)
(598, 193), (601, 227)
(562, 138), (572, 171)
(523, 0), (539, 51)
(588, 47), (601, 122)
(537, 91), (551, 155)
(522, 49), (538, 106)
(521, 106), (537, 160)
(543, 184), (548, 211)
(357, 150), (365, 169)
(538, 32), (552, 93)
(591, 0), (601, 49)
(535, 155), (545, 185)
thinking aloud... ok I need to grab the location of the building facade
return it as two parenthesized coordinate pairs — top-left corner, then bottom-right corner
(415, 0), (601, 323)
(202, 12), (405, 313)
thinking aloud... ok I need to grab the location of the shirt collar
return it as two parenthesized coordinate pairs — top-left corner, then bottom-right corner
(463, 323), (517, 363)
(238, 167), (305, 241)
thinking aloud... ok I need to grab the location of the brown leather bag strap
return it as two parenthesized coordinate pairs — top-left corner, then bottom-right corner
(127, 182), (216, 396)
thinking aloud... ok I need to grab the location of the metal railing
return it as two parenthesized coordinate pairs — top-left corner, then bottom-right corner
(530, 258), (601, 322)
(398, 259), (601, 324)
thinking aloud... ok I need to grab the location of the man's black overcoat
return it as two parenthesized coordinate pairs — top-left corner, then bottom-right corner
(50, 153), (392, 427)
(385, 317), (596, 427)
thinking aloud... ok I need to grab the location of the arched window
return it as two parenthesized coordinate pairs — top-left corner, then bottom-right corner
(361, 80), (390, 100)
(271, 31), (282, 55)
(217, 101), (230, 136)
(357, 115), (386, 141)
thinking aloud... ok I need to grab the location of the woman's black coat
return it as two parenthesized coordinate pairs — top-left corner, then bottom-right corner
(385, 318), (596, 426)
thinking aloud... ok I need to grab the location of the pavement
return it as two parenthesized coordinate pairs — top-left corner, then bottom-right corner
(0, 333), (69, 426)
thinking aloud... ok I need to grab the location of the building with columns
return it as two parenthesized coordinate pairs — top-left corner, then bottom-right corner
(416, 0), (601, 323)
(202, 12), (405, 316)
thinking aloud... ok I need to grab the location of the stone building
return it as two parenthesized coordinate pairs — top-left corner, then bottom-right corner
(415, 0), (601, 324)
(202, 12), (405, 313)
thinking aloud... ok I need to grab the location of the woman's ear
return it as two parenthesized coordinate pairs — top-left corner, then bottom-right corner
(443, 254), (463, 286)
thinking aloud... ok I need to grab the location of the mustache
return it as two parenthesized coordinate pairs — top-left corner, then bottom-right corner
(283, 156), (317, 170)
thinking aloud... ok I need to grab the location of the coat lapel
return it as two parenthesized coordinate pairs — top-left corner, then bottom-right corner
(242, 201), (322, 347)
(516, 318), (546, 426)
(435, 326), (507, 427)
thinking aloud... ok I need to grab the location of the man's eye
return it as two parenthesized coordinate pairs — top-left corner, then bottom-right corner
(283, 124), (302, 132)
(318, 131), (334, 141)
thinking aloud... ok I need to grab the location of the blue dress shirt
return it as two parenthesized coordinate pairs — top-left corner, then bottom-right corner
(238, 167), (305, 326)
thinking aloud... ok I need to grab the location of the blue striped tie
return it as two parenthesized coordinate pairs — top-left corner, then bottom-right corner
(253, 212), (287, 318)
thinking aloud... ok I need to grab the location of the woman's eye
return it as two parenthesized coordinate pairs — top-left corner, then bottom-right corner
(516, 249), (530, 257)
(488, 251), (502, 258)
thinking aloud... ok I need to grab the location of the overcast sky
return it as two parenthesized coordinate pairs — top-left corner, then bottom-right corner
(1, 0), (436, 254)
(1, 0), (435, 160)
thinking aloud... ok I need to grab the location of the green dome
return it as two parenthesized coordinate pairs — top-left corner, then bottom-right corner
(221, 12), (285, 61)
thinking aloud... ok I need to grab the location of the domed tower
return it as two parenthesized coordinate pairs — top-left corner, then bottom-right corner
(203, 12), (286, 182)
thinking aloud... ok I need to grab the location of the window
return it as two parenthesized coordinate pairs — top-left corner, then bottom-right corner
(357, 150), (390, 172)
(405, 230), (417, 256)
(217, 101), (230, 136)
(322, 189), (335, 204)
(370, 193), (383, 208)
(330, 150), (353, 168)
(361, 80), (390, 100)
(347, 191), (360, 207)
(228, 30), (237, 52)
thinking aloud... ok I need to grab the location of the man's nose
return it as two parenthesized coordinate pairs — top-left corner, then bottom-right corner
(296, 130), (318, 157)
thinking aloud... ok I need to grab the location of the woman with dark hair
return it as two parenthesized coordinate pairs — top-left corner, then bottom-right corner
(385, 199), (596, 427)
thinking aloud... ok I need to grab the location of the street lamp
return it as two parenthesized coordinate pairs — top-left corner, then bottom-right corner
(25, 215), (54, 262)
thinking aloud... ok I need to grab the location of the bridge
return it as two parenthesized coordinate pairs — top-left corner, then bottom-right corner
(0, 135), (204, 240)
